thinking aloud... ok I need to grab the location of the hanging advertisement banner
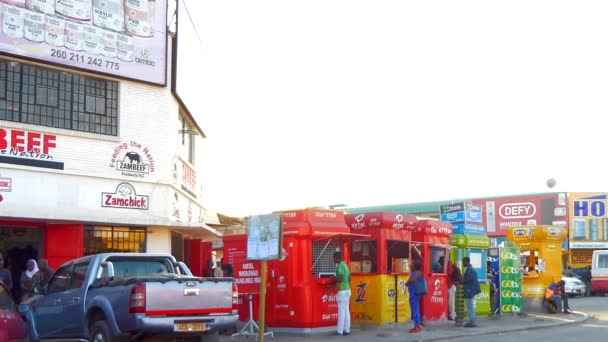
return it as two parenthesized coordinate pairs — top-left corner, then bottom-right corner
(0, 0), (168, 85)
(499, 247), (523, 314)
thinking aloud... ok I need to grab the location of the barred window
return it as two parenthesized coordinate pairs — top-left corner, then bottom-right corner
(84, 226), (146, 255)
(0, 60), (119, 136)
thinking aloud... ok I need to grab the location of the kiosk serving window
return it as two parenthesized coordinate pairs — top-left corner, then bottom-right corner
(430, 247), (447, 274)
(388, 240), (410, 274)
(312, 241), (342, 277)
(350, 240), (377, 273)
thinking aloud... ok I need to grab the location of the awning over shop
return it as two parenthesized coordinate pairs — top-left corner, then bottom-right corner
(449, 234), (491, 248)
(313, 232), (372, 242)
(168, 222), (222, 240)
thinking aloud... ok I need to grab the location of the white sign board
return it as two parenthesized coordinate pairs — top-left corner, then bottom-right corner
(246, 213), (282, 261)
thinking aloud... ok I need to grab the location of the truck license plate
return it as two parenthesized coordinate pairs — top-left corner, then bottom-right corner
(174, 322), (207, 332)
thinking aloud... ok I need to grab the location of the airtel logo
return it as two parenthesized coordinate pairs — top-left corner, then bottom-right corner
(499, 202), (536, 219)
(355, 214), (365, 222)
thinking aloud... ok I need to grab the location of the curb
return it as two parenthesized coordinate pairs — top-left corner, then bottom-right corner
(416, 313), (593, 342)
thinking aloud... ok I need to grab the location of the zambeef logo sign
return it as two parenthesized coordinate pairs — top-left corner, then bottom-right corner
(109, 141), (155, 179)
(102, 183), (149, 210)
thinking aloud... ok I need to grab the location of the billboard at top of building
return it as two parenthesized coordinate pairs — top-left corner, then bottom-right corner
(568, 192), (608, 249)
(0, 0), (167, 86)
(470, 193), (567, 237)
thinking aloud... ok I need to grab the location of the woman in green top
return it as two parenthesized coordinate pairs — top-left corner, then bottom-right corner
(333, 252), (351, 336)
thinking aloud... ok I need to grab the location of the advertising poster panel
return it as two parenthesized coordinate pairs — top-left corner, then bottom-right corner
(0, 0), (167, 85)
(471, 194), (567, 237)
(499, 247), (523, 314)
(568, 192), (608, 250)
(247, 213), (283, 261)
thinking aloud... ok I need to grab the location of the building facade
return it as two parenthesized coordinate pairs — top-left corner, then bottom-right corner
(0, 25), (218, 288)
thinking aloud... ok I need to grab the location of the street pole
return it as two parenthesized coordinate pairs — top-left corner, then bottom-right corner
(258, 260), (268, 342)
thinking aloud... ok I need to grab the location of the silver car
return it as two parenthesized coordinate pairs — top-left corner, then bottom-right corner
(562, 276), (586, 296)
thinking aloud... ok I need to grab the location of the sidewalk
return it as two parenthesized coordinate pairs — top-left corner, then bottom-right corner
(225, 311), (590, 342)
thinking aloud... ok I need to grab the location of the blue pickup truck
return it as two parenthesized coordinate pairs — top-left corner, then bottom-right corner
(19, 253), (238, 342)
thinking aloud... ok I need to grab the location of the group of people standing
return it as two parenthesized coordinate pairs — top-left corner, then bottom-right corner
(406, 256), (481, 333)
(0, 254), (54, 303)
(331, 252), (482, 336)
(202, 259), (234, 278)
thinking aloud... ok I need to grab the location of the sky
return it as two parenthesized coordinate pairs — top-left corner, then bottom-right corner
(174, 1), (608, 218)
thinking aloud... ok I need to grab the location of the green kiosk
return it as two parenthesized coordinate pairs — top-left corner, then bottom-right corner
(441, 203), (492, 318)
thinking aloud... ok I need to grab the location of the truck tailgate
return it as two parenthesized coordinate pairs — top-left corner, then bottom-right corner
(144, 277), (233, 316)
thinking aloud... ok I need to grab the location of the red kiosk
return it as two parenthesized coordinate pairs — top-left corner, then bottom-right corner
(344, 212), (418, 325)
(411, 219), (453, 321)
(222, 208), (367, 333)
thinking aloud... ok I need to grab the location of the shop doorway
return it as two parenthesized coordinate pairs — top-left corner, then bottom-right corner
(0, 227), (44, 301)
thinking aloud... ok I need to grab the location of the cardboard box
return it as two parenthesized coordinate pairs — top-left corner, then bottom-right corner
(350, 261), (361, 273)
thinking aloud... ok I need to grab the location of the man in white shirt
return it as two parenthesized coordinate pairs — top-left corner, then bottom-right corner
(213, 260), (223, 277)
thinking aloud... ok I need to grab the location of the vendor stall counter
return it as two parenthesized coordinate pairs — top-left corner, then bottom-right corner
(344, 212), (417, 325)
(506, 225), (567, 312)
(412, 219), (453, 321)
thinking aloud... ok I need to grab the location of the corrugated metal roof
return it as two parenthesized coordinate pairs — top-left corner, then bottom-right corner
(345, 192), (558, 215)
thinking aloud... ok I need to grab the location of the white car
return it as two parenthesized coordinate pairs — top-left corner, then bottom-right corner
(562, 276), (586, 296)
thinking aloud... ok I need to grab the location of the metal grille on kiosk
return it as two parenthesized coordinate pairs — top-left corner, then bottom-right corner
(312, 241), (341, 277)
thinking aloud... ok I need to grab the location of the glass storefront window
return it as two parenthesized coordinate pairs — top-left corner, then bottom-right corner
(84, 226), (146, 255)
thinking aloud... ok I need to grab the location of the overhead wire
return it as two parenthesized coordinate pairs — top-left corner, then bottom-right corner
(182, 0), (204, 47)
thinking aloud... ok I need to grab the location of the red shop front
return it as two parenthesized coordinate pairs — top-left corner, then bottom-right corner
(0, 219), (83, 298)
(411, 219), (452, 321)
(222, 208), (367, 333)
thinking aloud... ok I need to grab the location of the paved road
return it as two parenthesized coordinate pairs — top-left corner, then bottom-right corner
(451, 296), (608, 342)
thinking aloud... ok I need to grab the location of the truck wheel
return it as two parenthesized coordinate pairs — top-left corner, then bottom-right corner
(90, 320), (113, 342)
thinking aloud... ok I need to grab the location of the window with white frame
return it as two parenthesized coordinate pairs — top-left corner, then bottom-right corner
(178, 112), (196, 165)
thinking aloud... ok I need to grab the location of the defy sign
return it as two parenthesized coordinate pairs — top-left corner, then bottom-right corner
(499, 202), (536, 219)
(472, 194), (565, 237)
(102, 183), (149, 210)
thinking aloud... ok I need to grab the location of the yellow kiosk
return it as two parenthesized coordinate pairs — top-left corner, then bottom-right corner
(506, 226), (567, 311)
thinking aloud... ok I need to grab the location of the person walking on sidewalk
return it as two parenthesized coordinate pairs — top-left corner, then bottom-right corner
(447, 259), (462, 321)
(405, 259), (424, 333)
(334, 252), (351, 336)
(463, 257), (481, 328)
(582, 266), (592, 297)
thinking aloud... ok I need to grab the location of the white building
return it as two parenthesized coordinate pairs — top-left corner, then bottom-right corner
(0, 3), (219, 281)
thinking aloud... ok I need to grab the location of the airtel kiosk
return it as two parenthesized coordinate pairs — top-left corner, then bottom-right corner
(344, 212), (417, 325)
